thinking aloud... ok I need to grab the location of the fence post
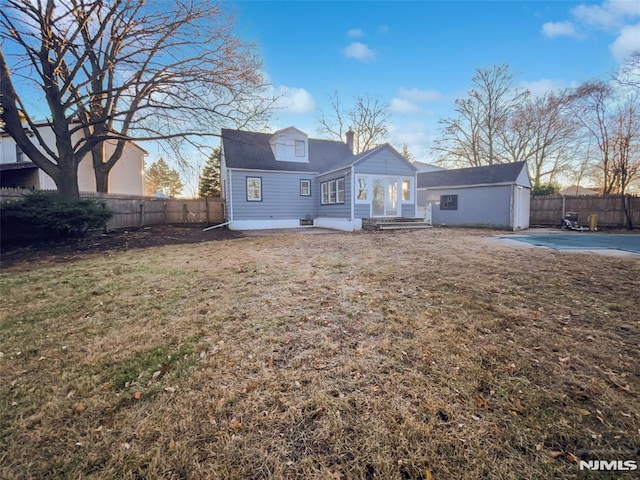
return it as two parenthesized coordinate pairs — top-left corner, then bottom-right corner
(183, 203), (187, 224)
(205, 197), (210, 224)
(164, 202), (168, 225)
(139, 202), (145, 227)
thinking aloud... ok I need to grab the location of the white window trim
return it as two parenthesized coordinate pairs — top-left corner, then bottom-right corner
(246, 177), (262, 202)
(321, 178), (346, 205)
(336, 178), (345, 204)
(401, 178), (414, 203)
(328, 181), (336, 204)
(355, 174), (370, 203)
(300, 179), (311, 196)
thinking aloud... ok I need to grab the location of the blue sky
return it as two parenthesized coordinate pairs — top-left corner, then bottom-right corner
(229, 0), (640, 163)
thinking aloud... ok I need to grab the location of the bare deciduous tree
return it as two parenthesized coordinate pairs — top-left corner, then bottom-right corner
(433, 64), (529, 167)
(501, 90), (578, 188)
(617, 50), (640, 92)
(569, 81), (640, 195)
(317, 92), (389, 154)
(0, 0), (272, 196)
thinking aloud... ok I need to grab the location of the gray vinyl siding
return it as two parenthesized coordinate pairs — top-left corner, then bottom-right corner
(353, 148), (417, 218)
(354, 204), (370, 218)
(401, 203), (416, 217)
(317, 169), (351, 218)
(354, 149), (416, 177)
(230, 170), (316, 220)
(516, 167), (532, 188)
(426, 185), (513, 228)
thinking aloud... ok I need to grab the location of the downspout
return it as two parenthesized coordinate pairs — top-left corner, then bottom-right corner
(228, 170), (233, 222)
(414, 170), (418, 218)
(351, 165), (355, 230)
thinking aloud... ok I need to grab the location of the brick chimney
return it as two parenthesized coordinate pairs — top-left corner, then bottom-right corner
(345, 128), (354, 153)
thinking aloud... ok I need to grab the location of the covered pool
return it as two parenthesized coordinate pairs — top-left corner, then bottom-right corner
(506, 234), (640, 254)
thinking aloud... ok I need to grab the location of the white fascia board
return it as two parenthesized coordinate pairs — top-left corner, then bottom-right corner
(315, 165), (352, 178)
(417, 182), (516, 190)
(227, 167), (319, 175)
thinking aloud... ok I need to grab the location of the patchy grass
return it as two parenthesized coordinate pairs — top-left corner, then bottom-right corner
(1, 228), (639, 479)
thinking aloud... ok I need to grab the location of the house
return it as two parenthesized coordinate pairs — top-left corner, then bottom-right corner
(0, 122), (147, 195)
(417, 161), (531, 231)
(220, 127), (418, 231)
(558, 185), (599, 196)
(412, 161), (445, 173)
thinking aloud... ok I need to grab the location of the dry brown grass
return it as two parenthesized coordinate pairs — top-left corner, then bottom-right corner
(1, 228), (639, 479)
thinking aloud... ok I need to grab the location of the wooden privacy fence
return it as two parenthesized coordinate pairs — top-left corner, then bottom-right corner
(530, 194), (639, 228)
(0, 188), (225, 230)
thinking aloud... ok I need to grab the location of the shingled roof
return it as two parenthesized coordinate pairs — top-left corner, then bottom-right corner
(221, 129), (355, 173)
(417, 161), (529, 188)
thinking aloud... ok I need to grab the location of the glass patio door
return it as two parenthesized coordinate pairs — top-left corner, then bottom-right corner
(386, 180), (398, 216)
(372, 178), (399, 217)
(372, 179), (386, 216)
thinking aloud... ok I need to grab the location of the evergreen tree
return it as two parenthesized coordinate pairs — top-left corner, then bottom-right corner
(198, 147), (221, 197)
(401, 144), (415, 162)
(145, 158), (184, 197)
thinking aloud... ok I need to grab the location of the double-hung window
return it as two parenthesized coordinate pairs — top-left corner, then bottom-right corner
(320, 177), (345, 205)
(246, 177), (262, 201)
(300, 179), (311, 196)
(336, 178), (345, 203)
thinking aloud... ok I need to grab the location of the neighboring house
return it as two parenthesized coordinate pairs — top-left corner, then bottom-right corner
(412, 161), (445, 173)
(558, 185), (599, 196)
(417, 161), (531, 231)
(0, 122), (147, 195)
(220, 127), (418, 231)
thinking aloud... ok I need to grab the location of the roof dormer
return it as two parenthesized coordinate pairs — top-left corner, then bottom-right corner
(270, 127), (308, 163)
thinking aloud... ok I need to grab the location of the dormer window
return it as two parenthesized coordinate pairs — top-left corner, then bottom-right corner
(270, 127), (309, 163)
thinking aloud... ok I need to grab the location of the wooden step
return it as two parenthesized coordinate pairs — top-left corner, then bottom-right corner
(377, 223), (431, 230)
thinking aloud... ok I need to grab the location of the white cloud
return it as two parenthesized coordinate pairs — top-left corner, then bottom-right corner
(519, 79), (569, 96)
(388, 121), (435, 162)
(347, 28), (363, 38)
(377, 25), (389, 34)
(390, 87), (443, 114)
(273, 86), (316, 114)
(572, 0), (640, 29)
(610, 23), (640, 61)
(544, 0), (640, 63)
(343, 42), (376, 62)
(390, 98), (421, 114)
(542, 21), (582, 38)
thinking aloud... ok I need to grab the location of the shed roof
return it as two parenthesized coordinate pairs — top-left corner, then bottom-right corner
(221, 128), (355, 173)
(417, 161), (529, 188)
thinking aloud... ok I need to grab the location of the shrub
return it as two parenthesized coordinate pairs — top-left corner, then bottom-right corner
(531, 183), (560, 196)
(0, 192), (112, 247)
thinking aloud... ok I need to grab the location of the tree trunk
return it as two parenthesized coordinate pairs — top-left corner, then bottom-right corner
(95, 165), (110, 193)
(92, 146), (110, 193)
(51, 167), (81, 197)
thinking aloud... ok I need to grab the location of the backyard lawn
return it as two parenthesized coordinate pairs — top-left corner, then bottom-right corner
(1, 228), (638, 479)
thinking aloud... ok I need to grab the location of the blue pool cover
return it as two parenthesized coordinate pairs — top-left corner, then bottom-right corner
(507, 234), (640, 253)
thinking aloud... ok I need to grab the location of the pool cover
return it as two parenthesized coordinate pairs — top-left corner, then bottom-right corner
(507, 234), (640, 254)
